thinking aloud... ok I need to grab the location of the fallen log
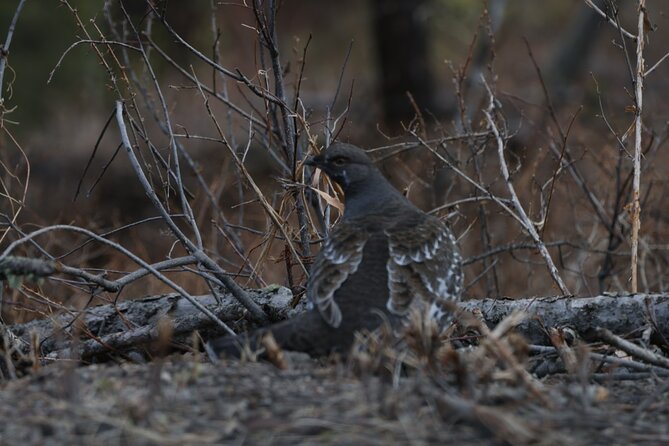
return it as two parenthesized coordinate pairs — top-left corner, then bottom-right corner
(2, 292), (668, 361)
(459, 293), (669, 346)
(4, 286), (299, 361)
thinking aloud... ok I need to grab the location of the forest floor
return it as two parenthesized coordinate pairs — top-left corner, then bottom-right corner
(0, 352), (667, 446)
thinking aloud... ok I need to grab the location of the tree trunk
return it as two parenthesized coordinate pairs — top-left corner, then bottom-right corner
(371, 0), (435, 128)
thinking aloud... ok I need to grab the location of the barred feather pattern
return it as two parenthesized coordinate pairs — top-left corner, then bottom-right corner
(308, 222), (368, 328)
(386, 215), (463, 328)
(308, 212), (462, 331)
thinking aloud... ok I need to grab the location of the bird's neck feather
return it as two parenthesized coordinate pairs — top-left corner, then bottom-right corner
(342, 171), (407, 219)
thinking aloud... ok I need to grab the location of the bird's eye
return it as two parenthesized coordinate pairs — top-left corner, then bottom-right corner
(332, 157), (347, 166)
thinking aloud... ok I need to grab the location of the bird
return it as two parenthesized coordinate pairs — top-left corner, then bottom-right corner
(208, 142), (463, 358)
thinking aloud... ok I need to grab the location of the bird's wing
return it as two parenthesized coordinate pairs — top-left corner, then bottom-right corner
(308, 222), (368, 328)
(386, 215), (462, 316)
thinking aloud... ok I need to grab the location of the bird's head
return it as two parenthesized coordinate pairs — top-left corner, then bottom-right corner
(304, 143), (377, 193)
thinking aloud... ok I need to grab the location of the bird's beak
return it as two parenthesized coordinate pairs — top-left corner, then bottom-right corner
(304, 154), (322, 168)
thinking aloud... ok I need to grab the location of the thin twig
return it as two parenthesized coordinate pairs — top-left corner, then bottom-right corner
(482, 78), (570, 295)
(0, 0), (28, 102)
(0, 225), (235, 335)
(583, 0), (636, 40)
(115, 101), (267, 323)
(630, 0), (646, 292)
(595, 327), (669, 369)
(530, 344), (669, 375)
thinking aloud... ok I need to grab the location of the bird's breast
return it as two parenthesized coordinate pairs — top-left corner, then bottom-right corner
(330, 233), (392, 329)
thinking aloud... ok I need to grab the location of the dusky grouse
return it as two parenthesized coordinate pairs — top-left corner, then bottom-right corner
(209, 142), (463, 357)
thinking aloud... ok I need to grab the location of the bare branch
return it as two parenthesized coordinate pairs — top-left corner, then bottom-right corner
(482, 78), (570, 295)
(114, 101), (268, 323)
(582, 0), (636, 40)
(630, 0), (646, 292)
(0, 224), (235, 335)
(0, 0), (28, 102)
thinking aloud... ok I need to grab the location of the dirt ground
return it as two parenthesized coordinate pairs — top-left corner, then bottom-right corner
(0, 352), (667, 446)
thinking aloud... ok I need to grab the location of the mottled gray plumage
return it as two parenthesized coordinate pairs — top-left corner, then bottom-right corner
(306, 142), (463, 330)
(209, 142), (462, 358)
